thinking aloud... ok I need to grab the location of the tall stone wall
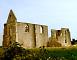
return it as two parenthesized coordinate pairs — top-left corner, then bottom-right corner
(3, 10), (17, 47)
(16, 23), (48, 48)
(3, 24), (10, 47)
(16, 22), (35, 48)
(61, 28), (71, 46)
(3, 10), (72, 48)
(50, 28), (71, 47)
(3, 9), (48, 48)
(35, 24), (48, 48)
(51, 29), (57, 41)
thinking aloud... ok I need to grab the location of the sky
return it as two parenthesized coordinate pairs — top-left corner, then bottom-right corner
(0, 0), (77, 46)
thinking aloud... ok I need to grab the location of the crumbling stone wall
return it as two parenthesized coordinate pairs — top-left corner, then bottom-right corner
(3, 10), (71, 48)
(61, 28), (71, 46)
(49, 28), (71, 47)
(16, 22), (35, 48)
(16, 23), (48, 48)
(3, 10), (17, 47)
(3, 10), (48, 48)
(35, 24), (48, 48)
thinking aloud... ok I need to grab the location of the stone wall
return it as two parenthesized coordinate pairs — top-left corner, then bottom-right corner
(3, 10), (48, 48)
(16, 22), (35, 48)
(61, 28), (71, 46)
(3, 10), (17, 47)
(3, 10), (72, 48)
(50, 28), (71, 47)
(16, 23), (48, 48)
(35, 24), (48, 48)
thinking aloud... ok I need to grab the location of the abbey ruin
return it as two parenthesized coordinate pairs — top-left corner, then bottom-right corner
(3, 10), (71, 48)
(47, 28), (71, 47)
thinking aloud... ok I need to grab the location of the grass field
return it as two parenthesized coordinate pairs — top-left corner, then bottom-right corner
(26, 47), (77, 60)
(1, 46), (77, 60)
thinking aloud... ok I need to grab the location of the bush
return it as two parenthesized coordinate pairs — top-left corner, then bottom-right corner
(2, 42), (26, 60)
(1, 42), (77, 60)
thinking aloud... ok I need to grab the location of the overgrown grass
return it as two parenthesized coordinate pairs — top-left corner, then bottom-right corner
(1, 46), (77, 60)
(46, 47), (77, 60)
(26, 47), (77, 60)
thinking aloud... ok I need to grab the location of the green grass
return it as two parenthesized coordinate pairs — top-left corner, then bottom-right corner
(25, 47), (77, 60)
(1, 46), (77, 60)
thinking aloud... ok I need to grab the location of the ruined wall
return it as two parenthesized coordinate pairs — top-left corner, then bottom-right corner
(50, 28), (71, 47)
(61, 28), (71, 46)
(3, 9), (48, 48)
(35, 24), (48, 48)
(3, 24), (10, 47)
(3, 10), (17, 47)
(51, 29), (57, 41)
(56, 30), (63, 45)
(16, 23), (48, 48)
(3, 10), (72, 48)
(16, 22), (35, 48)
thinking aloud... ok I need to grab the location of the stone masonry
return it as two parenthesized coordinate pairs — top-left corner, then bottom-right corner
(50, 28), (71, 47)
(3, 10), (48, 48)
(3, 10), (71, 48)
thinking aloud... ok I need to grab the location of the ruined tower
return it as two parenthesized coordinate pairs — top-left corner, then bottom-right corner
(3, 10), (17, 47)
(49, 28), (71, 47)
(3, 10), (48, 48)
(61, 28), (71, 46)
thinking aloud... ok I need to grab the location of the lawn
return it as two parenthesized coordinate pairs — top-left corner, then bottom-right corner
(1, 46), (77, 60)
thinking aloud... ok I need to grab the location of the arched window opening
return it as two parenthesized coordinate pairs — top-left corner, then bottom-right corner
(40, 26), (43, 33)
(65, 40), (67, 43)
(10, 15), (11, 17)
(25, 24), (29, 32)
(65, 30), (67, 34)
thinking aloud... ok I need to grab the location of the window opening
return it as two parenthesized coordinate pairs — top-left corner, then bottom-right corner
(40, 26), (43, 33)
(25, 24), (29, 32)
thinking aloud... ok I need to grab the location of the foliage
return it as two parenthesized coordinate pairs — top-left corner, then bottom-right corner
(1, 42), (77, 60)
(0, 47), (4, 60)
(2, 42), (26, 60)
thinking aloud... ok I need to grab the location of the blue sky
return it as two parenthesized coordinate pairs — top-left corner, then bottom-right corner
(0, 0), (77, 46)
